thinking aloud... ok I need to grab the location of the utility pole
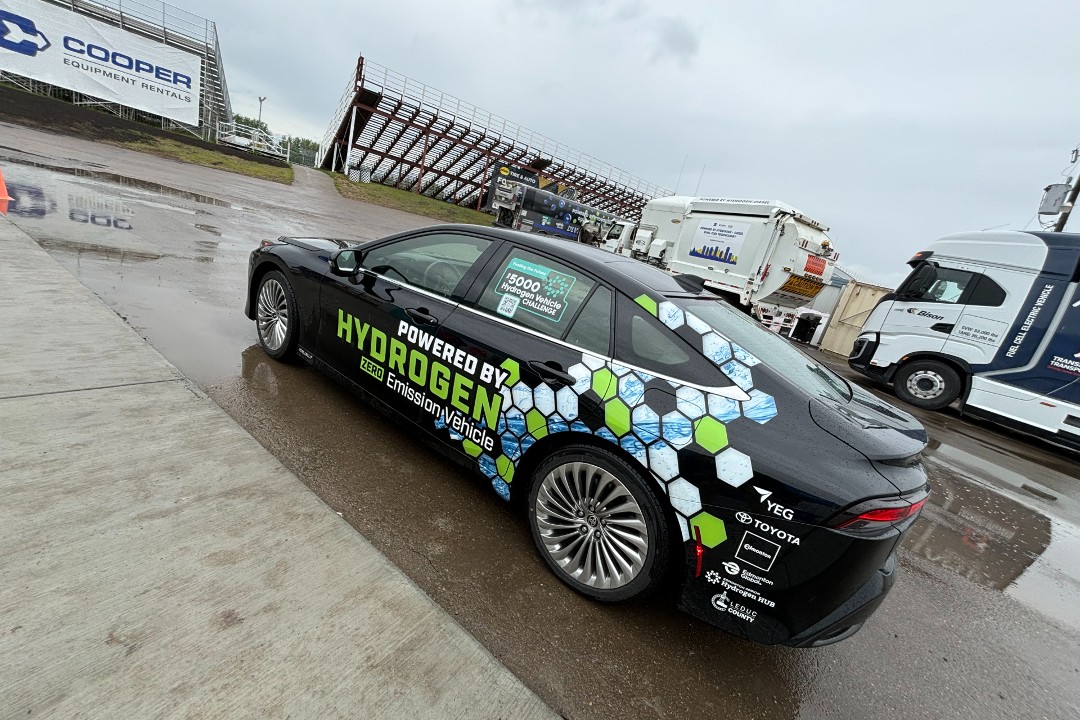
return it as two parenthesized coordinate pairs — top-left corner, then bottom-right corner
(1054, 172), (1080, 231)
(257, 96), (267, 128)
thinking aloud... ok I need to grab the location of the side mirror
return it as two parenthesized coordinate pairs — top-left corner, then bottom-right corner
(329, 249), (359, 276)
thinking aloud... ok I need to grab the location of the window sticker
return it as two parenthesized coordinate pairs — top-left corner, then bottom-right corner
(496, 293), (520, 318)
(495, 257), (577, 323)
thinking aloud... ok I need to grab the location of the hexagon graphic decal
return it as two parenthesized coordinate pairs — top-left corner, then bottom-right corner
(605, 398), (632, 437)
(693, 416), (729, 454)
(675, 386), (706, 419)
(657, 301), (685, 330)
(618, 374), (645, 407)
(667, 478), (702, 518)
(533, 383), (556, 416)
(555, 386), (579, 421)
(720, 360), (754, 391)
(647, 441), (680, 481)
(707, 393), (742, 423)
(689, 512), (727, 548)
(743, 389), (778, 424)
(715, 448), (754, 488)
(631, 405), (661, 444)
(684, 311), (711, 335)
(661, 411), (693, 448)
(511, 382), (534, 412)
(702, 332), (733, 366)
(591, 367), (617, 401)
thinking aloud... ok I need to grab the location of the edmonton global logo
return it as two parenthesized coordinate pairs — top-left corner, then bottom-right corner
(0, 10), (51, 57)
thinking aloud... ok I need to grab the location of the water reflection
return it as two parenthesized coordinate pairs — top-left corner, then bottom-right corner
(906, 465), (1051, 590)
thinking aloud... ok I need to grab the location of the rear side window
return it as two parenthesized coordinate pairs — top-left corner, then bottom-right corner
(614, 296), (720, 385)
(477, 249), (596, 339)
(965, 274), (1007, 306)
(564, 286), (612, 355)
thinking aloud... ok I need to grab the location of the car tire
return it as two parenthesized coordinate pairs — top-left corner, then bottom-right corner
(527, 444), (671, 602)
(255, 269), (298, 361)
(894, 359), (962, 410)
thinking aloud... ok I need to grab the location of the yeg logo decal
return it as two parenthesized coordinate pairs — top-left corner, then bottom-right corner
(752, 486), (793, 520)
(0, 10), (50, 57)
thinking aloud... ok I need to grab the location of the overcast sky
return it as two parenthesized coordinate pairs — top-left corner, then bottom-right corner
(184, 0), (1080, 286)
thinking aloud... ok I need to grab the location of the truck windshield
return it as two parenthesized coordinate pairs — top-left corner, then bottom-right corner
(676, 298), (852, 402)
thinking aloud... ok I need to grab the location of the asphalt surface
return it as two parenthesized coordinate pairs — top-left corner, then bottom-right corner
(2, 122), (1079, 720)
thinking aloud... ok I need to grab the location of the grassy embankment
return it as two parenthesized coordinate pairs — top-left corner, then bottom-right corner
(115, 136), (295, 184)
(331, 173), (493, 225)
(0, 84), (293, 184)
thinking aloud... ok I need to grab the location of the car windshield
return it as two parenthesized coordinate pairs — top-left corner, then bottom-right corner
(675, 297), (852, 402)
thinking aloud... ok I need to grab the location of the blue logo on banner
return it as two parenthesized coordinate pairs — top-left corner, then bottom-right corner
(0, 9), (50, 57)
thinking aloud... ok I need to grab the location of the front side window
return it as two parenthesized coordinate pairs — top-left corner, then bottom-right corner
(898, 264), (974, 304)
(360, 232), (491, 297)
(476, 248), (596, 338)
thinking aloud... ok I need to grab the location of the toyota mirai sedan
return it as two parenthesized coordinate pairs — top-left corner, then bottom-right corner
(245, 224), (929, 647)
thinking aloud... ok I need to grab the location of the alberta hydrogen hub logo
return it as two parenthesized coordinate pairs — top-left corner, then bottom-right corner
(0, 10), (51, 57)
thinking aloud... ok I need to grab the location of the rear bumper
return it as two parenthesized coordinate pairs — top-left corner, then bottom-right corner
(786, 552), (897, 647)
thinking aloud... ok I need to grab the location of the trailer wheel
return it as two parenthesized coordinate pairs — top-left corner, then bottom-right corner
(894, 359), (962, 410)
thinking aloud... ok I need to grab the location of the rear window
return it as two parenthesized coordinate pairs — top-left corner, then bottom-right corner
(606, 261), (687, 293)
(678, 298), (851, 401)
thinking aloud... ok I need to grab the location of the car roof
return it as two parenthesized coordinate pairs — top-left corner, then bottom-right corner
(413, 224), (699, 298)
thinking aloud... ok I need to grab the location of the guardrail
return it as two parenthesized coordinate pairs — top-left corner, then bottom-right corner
(216, 122), (288, 160)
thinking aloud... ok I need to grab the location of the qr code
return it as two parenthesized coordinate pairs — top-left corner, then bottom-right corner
(497, 294), (520, 318)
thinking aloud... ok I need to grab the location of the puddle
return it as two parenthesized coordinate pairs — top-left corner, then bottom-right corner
(38, 238), (163, 263)
(0, 155), (232, 207)
(906, 455), (1080, 632)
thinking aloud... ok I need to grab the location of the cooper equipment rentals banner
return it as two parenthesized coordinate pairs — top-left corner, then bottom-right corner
(0, 0), (202, 125)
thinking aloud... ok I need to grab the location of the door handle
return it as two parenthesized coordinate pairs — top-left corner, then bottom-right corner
(930, 323), (955, 334)
(528, 360), (576, 388)
(406, 307), (439, 326)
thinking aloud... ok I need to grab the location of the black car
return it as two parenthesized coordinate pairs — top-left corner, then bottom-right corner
(245, 224), (929, 647)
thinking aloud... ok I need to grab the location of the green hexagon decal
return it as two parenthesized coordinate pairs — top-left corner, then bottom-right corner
(591, 367), (617, 401)
(693, 416), (729, 454)
(526, 408), (549, 439)
(462, 440), (483, 458)
(500, 358), (521, 388)
(496, 454), (515, 483)
(634, 294), (658, 317)
(605, 398), (631, 437)
(689, 512), (727, 548)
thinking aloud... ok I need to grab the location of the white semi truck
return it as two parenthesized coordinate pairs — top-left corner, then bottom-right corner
(848, 230), (1080, 450)
(601, 196), (838, 311)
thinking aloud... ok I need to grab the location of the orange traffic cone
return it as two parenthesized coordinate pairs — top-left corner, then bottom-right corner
(0, 167), (11, 216)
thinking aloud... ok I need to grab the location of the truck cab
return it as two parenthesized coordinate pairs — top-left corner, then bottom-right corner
(849, 230), (1080, 449)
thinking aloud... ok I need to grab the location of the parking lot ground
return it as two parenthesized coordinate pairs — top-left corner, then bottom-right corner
(0, 217), (553, 718)
(2, 121), (1079, 719)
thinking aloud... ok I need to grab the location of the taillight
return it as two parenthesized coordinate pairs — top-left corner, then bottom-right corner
(259, 239), (276, 248)
(830, 491), (928, 535)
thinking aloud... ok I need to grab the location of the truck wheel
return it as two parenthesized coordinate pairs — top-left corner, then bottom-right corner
(894, 360), (962, 410)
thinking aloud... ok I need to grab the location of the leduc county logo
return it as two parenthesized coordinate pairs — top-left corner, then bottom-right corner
(0, 10), (50, 57)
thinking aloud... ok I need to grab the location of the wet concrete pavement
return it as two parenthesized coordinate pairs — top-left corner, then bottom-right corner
(2, 122), (1079, 719)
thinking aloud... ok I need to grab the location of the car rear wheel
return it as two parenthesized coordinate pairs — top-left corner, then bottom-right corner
(527, 445), (670, 602)
(894, 359), (961, 410)
(255, 270), (298, 360)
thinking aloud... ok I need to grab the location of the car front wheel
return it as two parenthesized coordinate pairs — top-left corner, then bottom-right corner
(527, 445), (671, 602)
(255, 269), (298, 360)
